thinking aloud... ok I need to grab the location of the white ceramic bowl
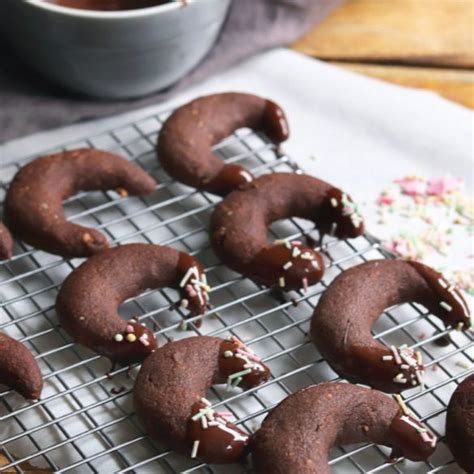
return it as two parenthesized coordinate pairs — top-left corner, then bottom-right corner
(1, 0), (231, 99)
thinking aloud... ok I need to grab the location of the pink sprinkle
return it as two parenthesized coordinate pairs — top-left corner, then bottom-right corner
(186, 284), (197, 297)
(427, 177), (463, 196)
(139, 335), (150, 346)
(237, 348), (261, 362)
(387, 239), (416, 259)
(420, 431), (430, 442)
(126, 325), (134, 333)
(216, 411), (233, 418)
(420, 431), (436, 447)
(230, 335), (242, 345)
(378, 195), (395, 205)
(302, 277), (309, 293)
(291, 241), (302, 246)
(395, 177), (427, 196)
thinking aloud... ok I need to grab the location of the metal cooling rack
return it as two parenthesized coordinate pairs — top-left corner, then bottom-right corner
(0, 105), (472, 474)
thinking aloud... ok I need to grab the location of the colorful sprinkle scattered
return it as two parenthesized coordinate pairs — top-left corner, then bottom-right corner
(376, 174), (473, 297)
(191, 440), (199, 458)
(191, 407), (212, 421)
(200, 397), (211, 406)
(224, 338), (266, 390)
(341, 193), (363, 229)
(179, 266), (211, 308)
(439, 301), (453, 312)
(394, 394), (410, 416)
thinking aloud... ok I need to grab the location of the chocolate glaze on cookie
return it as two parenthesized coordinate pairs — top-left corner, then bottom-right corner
(134, 336), (270, 463)
(210, 173), (364, 290)
(311, 260), (471, 392)
(56, 244), (210, 365)
(446, 374), (474, 473)
(0, 332), (43, 399)
(157, 93), (289, 195)
(0, 222), (13, 260)
(252, 383), (436, 474)
(4, 149), (156, 258)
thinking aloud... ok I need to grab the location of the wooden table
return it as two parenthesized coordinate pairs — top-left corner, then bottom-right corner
(292, 0), (474, 108)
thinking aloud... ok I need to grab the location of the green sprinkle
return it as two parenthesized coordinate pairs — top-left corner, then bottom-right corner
(228, 369), (252, 380)
(191, 407), (212, 421)
(223, 350), (233, 358)
(231, 376), (243, 387)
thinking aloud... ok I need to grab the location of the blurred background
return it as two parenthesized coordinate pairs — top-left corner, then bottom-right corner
(293, 0), (473, 108)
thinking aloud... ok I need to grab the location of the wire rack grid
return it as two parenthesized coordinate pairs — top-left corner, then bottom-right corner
(0, 105), (472, 474)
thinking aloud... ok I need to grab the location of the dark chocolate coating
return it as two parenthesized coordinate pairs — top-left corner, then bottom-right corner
(56, 244), (210, 365)
(133, 336), (270, 464)
(252, 383), (436, 474)
(0, 332), (43, 399)
(311, 260), (471, 392)
(4, 149), (156, 258)
(0, 221), (13, 260)
(446, 374), (474, 473)
(157, 93), (289, 196)
(210, 173), (364, 290)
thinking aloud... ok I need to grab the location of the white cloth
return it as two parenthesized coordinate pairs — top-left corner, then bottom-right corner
(1, 48), (472, 270)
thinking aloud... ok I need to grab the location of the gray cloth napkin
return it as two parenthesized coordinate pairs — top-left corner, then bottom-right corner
(0, 0), (342, 144)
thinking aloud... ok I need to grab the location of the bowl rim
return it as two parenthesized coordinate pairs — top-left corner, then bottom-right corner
(24, 0), (199, 19)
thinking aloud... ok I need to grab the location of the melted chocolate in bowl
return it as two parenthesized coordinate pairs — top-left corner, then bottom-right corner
(43, 0), (169, 10)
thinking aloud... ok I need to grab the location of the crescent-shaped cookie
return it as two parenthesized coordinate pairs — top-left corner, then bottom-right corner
(210, 173), (364, 290)
(0, 332), (43, 400)
(445, 374), (474, 472)
(0, 222), (13, 260)
(252, 383), (436, 473)
(157, 92), (289, 195)
(4, 148), (156, 257)
(134, 336), (270, 463)
(56, 244), (210, 365)
(311, 260), (471, 392)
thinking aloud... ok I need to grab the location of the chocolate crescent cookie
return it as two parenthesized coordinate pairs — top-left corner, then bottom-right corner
(56, 243), (210, 365)
(311, 260), (471, 392)
(446, 374), (474, 473)
(0, 221), (13, 260)
(157, 92), (289, 195)
(252, 383), (437, 474)
(4, 149), (156, 258)
(134, 336), (270, 464)
(210, 173), (364, 290)
(0, 332), (43, 399)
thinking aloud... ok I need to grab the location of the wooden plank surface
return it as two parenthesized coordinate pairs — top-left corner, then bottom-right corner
(292, 0), (474, 108)
(335, 62), (474, 108)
